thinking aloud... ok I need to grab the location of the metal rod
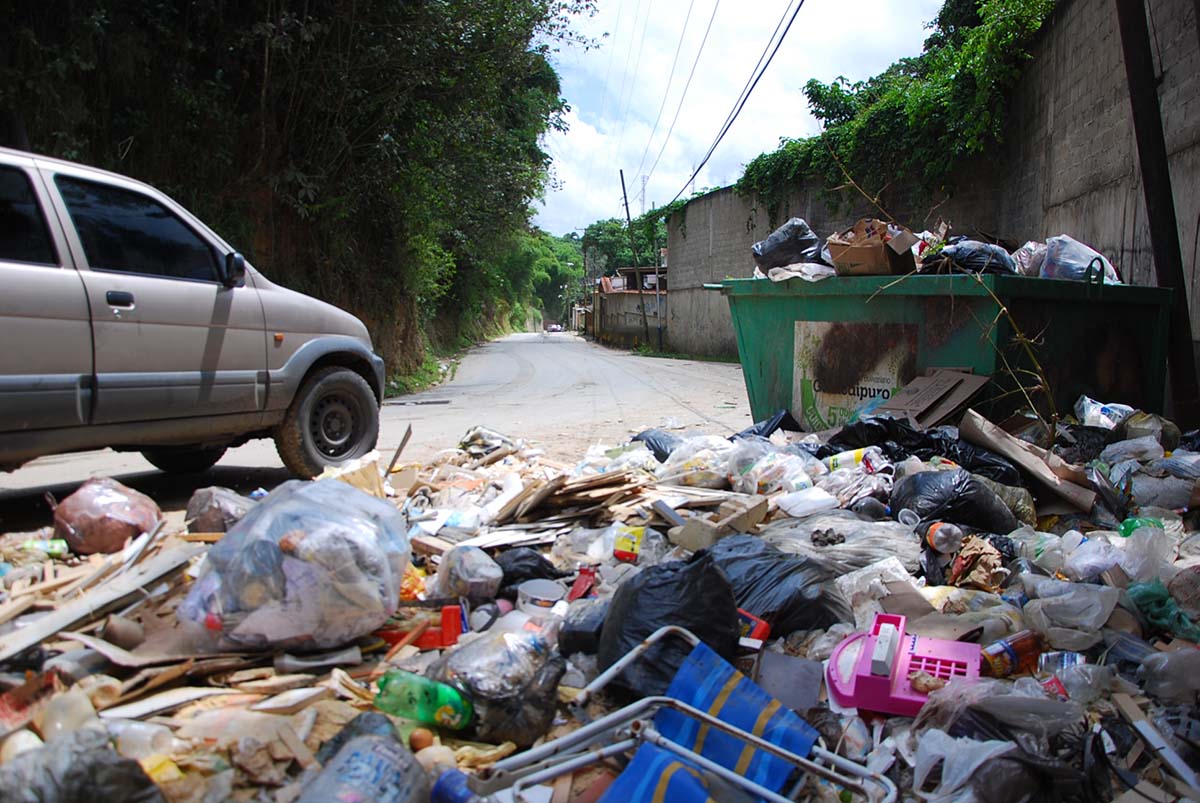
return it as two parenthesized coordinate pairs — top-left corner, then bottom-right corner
(641, 727), (794, 803)
(573, 625), (698, 710)
(1114, 0), (1200, 425)
(386, 423), (413, 475)
(620, 168), (652, 344)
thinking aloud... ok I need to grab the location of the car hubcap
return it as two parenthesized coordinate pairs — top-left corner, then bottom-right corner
(311, 394), (358, 457)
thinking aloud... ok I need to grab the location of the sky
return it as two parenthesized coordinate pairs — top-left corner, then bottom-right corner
(533, 0), (945, 236)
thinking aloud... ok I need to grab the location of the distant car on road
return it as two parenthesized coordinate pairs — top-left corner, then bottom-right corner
(546, 323), (563, 332)
(0, 147), (384, 477)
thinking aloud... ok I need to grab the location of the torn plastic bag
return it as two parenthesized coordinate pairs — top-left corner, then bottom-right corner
(751, 217), (824, 269)
(0, 727), (165, 803)
(1021, 577), (1119, 650)
(185, 486), (255, 533)
(890, 469), (1019, 534)
(1040, 234), (1121, 283)
(760, 511), (922, 573)
(428, 546), (503, 603)
(827, 416), (1021, 486)
(597, 553), (740, 697)
(732, 409), (802, 440)
(53, 477), (162, 555)
(1062, 537), (1121, 582)
(1127, 579), (1200, 642)
(912, 729), (1016, 800)
(1139, 650), (1200, 703)
(494, 547), (568, 599)
(655, 435), (735, 488)
(1146, 449), (1200, 480)
(178, 479), (411, 650)
(937, 240), (1017, 274)
(428, 630), (564, 748)
(708, 534), (851, 636)
(630, 428), (684, 462)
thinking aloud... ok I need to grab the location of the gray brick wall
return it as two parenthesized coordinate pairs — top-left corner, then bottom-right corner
(667, 0), (1200, 357)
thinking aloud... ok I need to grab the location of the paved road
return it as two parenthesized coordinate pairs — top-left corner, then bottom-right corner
(0, 333), (752, 531)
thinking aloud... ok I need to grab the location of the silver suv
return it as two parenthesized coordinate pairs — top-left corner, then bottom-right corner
(0, 147), (384, 478)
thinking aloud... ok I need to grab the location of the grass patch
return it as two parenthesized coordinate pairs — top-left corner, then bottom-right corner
(386, 348), (459, 396)
(632, 343), (740, 364)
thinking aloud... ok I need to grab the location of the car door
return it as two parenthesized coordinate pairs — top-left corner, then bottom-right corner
(45, 168), (267, 425)
(0, 160), (94, 432)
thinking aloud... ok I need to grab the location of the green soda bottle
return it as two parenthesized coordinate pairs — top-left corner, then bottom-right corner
(1118, 517), (1163, 538)
(374, 670), (473, 730)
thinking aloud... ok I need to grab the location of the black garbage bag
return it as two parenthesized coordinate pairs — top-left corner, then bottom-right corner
(928, 240), (1017, 274)
(828, 416), (1022, 486)
(0, 728), (166, 803)
(751, 217), (824, 269)
(891, 469), (1019, 534)
(494, 547), (568, 599)
(707, 535), (851, 636)
(560, 597), (611, 656)
(631, 428), (685, 462)
(597, 553), (739, 697)
(732, 409), (802, 441)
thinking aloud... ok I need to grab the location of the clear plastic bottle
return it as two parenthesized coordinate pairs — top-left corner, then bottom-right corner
(107, 719), (188, 760)
(374, 670), (473, 729)
(923, 522), (965, 554)
(980, 629), (1045, 677)
(297, 735), (430, 803)
(36, 689), (99, 740)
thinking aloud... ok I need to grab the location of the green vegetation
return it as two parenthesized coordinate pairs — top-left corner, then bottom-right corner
(632, 343), (739, 364)
(1, 0), (595, 372)
(737, 0), (1056, 224)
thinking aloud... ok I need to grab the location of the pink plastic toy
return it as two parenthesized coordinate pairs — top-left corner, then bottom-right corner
(825, 613), (981, 717)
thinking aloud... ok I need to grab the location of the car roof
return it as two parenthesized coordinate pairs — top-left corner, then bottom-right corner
(0, 145), (159, 192)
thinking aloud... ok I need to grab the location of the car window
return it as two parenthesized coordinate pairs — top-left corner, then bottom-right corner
(0, 166), (57, 266)
(55, 176), (218, 282)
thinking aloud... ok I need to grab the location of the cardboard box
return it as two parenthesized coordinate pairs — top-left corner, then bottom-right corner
(875, 369), (990, 429)
(826, 218), (919, 276)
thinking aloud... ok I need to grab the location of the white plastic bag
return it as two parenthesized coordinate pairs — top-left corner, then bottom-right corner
(1099, 435), (1164, 464)
(1040, 234), (1121, 283)
(428, 545), (503, 603)
(776, 487), (839, 518)
(1021, 577), (1119, 650)
(1073, 395), (1134, 429)
(912, 730), (1016, 800)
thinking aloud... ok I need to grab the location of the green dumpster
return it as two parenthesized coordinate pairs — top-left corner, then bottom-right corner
(715, 274), (1171, 430)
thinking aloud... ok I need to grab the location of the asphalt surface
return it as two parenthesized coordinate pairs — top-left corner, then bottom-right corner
(0, 333), (752, 531)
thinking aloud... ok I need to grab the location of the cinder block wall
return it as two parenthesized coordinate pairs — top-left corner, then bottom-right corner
(667, 0), (1200, 358)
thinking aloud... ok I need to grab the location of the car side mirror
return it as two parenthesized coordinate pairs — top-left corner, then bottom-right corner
(223, 252), (246, 287)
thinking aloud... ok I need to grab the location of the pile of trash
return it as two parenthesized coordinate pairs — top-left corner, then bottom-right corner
(751, 215), (1125, 283)
(2, 406), (1200, 802)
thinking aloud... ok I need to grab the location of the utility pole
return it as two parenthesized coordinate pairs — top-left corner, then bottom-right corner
(1115, 0), (1200, 425)
(640, 175), (648, 215)
(620, 169), (651, 345)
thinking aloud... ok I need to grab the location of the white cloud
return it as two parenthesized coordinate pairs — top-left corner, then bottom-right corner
(535, 0), (943, 235)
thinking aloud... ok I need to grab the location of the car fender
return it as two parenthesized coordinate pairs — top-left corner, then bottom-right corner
(269, 336), (385, 409)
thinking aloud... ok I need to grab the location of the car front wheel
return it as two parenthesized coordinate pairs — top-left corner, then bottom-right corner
(275, 366), (380, 478)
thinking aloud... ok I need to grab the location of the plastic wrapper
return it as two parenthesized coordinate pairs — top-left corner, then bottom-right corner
(655, 435), (735, 488)
(1140, 650), (1200, 703)
(53, 477), (162, 555)
(630, 428), (684, 462)
(816, 466), (892, 507)
(178, 479), (411, 650)
(708, 534), (851, 636)
(597, 553), (740, 697)
(0, 728), (166, 803)
(760, 512), (922, 573)
(890, 469), (1019, 534)
(428, 546), (503, 603)
(185, 486), (255, 533)
(428, 630), (565, 748)
(494, 547), (568, 599)
(1073, 395), (1133, 429)
(1020, 576), (1119, 650)
(1040, 234), (1121, 283)
(1099, 435), (1165, 464)
(459, 426), (515, 456)
(1127, 578), (1200, 642)
(937, 240), (1017, 274)
(750, 217), (823, 269)
(1011, 240), (1047, 276)
(827, 416), (1021, 486)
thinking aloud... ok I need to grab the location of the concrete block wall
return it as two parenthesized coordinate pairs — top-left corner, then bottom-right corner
(667, 0), (1200, 358)
(596, 291), (667, 348)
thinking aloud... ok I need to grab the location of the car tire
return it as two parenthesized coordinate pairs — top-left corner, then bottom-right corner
(275, 366), (380, 479)
(142, 445), (228, 474)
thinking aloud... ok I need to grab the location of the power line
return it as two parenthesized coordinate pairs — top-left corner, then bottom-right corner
(643, 0), (721, 188)
(667, 0), (805, 206)
(631, 0), (697, 183)
(614, 0), (655, 171)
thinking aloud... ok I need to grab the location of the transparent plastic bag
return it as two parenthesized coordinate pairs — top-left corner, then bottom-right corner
(1119, 526), (1177, 584)
(726, 437), (774, 493)
(1021, 577), (1119, 650)
(739, 452), (813, 495)
(911, 729), (1016, 798)
(178, 479), (411, 650)
(816, 467), (892, 507)
(428, 546), (503, 603)
(1062, 536), (1121, 582)
(1011, 240), (1047, 276)
(1040, 234), (1121, 283)
(1140, 650), (1200, 703)
(1073, 395), (1134, 429)
(762, 512), (922, 573)
(185, 486), (255, 534)
(1009, 527), (1065, 574)
(53, 477), (162, 555)
(1099, 435), (1165, 464)
(656, 435), (735, 488)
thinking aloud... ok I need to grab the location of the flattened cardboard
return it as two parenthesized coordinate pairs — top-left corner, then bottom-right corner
(876, 369), (990, 429)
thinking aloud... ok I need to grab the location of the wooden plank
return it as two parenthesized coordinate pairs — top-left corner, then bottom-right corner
(98, 686), (233, 720)
(0, 597), (35, 626)
(0, 545), (202, 664)
(10, 565), (94, 599)
(180, 532), (225, 543)
(493, 481), (540, 525)
(56, 556), (118, 600)
(515, 475), (568, 520)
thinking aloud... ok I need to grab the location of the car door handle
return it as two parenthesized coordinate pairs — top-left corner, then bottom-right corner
(105, 291), (135, 308)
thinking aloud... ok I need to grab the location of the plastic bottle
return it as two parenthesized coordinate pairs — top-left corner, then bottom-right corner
(980, 630), (1045, 677)
(923, 522), (965, 554)
(36, 688), (100, 740)
(1119, 517), (1164, 538)
(374, 669), (473, 729)
(297, 735), (431, 803)
(822, 446), (885, 472)
(0, 729), (42, 764)
(432, 768), (500, 803)
(20, 539), (69, 557)
(107, 720), (188, 760)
